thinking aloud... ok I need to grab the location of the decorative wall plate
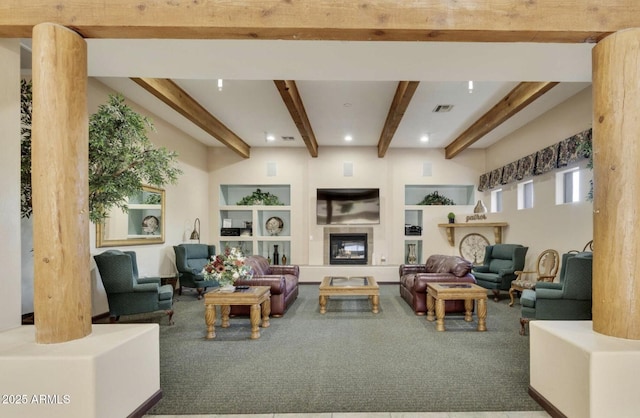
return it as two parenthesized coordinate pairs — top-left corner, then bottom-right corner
(265, 216), (284, 236)
(142, 215), (160, 234)
(459, 233), (490, 265)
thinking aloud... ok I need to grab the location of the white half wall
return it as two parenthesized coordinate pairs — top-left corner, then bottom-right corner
(0, 39), (21, 330)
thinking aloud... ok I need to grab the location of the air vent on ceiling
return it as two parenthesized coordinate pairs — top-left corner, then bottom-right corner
(281, 136), (295, 141)
(433, 104), (454, 113)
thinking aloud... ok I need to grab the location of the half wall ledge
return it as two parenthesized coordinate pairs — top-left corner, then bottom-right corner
(530, 321), (640, 418)
(0, 324), (160, 418)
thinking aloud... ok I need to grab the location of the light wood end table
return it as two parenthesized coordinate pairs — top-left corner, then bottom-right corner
(204, 286), (271, 340)
(426, 282), (488, 332)
(318, 276), (380, 314)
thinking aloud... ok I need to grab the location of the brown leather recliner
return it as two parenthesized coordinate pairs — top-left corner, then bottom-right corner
(231, 255), (299, 317)
(399, 254), (476, 315)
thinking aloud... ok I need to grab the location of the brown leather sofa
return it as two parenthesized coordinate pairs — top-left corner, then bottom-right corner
(231, 255), (299, 317)
(399, 254), (476, 315)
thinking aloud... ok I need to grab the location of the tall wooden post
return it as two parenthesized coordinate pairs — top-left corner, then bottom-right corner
(592, 28), (640, 340)
(32, 23), (91, 343)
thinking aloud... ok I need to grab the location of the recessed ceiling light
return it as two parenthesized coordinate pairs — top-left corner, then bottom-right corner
(344, 135), (353, 142)
(468, 80), (474, 94)
(420, 135), (429, 143)
(217, 79), (223, 91)
(265, 134), (275, 142)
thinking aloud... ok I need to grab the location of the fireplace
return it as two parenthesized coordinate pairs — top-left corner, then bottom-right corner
(329, 233), (368, 265)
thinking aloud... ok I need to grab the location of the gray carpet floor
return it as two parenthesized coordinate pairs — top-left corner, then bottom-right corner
(144, 284), (541, 415)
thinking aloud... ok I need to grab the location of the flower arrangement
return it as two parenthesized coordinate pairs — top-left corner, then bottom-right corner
(202, 247), (252, 287)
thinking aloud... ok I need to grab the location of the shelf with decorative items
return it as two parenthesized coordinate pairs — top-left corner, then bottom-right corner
(126, 204), (162, 238)
(404, 239), (423, 265)
(404, 208), (423, 264)
(436, 222), (509, 247)
(257, 241), (291, 265)
(125, 191), (163, 239)
(218, 185), (292, 263)
(403, 184), (474, 265)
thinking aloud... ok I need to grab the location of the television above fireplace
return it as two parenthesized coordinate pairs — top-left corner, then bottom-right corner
(316, 188), (380, 225)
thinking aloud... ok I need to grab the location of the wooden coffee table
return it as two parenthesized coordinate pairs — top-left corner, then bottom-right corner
(318, 276), (379, 314)
(426, 282), (488, 331)
(204, 286), (271, 340)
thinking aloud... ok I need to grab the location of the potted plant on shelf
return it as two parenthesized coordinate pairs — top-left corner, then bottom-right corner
(236, 188), (283, 206)
(418, 191), (455, 205)
(447, 212), (456, 224)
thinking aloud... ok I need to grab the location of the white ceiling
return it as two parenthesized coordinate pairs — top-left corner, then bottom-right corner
(24, 39), (594, 151)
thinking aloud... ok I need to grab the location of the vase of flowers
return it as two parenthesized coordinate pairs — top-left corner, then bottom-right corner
(202, 247), (252, 292)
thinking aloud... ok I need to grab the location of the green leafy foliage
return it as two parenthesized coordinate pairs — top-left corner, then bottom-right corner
(236, 189), (283, 205)
(20, 85), (182, 223)
(88, 94), (181, 222)
(418, 191), (455, 206)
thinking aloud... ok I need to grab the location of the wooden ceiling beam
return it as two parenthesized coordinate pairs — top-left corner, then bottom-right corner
(2, 1), (639, 42)
(274, 80), (319, 158)
(444, 82), (559, 159)
(377, 81), (420, 158)
(131, 78), (250, 158)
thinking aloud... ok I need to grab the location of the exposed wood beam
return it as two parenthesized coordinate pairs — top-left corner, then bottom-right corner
(444, 82), (560, 159)
(274, 80), (319, 158)
(377, 81), (420, 158)
(131, 78), (250, 158)
(2, 1), (639, 42)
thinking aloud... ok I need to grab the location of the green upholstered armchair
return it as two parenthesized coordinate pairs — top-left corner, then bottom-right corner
(519, 252), (593, 335)
(94, 250), (174, 324)
(173, 243), (218, 299)
(472, 244), (528, 302)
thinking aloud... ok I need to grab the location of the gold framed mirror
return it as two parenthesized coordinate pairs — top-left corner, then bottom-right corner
(96, 185), (165, 247)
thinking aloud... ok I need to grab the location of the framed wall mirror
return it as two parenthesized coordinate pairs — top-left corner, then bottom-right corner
(96, 185), (165, 247)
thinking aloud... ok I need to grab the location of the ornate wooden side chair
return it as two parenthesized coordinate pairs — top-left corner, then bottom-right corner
(508, 249), (560, 307)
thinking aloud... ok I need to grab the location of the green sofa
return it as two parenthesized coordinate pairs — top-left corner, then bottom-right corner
(519, 252), (593, 335)
(472, 244), (528, 302)
(173, 243), (219, 299)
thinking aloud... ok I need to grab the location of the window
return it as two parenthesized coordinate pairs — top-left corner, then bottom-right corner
(556, 167), (580, 204)
(491, 189), (502, 213)
(517, 180), (534, 210)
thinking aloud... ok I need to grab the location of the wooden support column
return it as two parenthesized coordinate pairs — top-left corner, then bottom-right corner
(592, 28), (640, 340)
(32, 23), (91, 343)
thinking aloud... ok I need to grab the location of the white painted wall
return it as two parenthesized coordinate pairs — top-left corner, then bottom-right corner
(481, 86), (594, 271)
(210, 144), (488, 268)
(0, 39), (21, 331)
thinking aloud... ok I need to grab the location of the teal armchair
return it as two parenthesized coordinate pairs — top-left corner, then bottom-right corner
(472, 244), (528, 302)
(519, 252), (593, 335)
(173, 243), (218, 299)
(94, 250), (174, 324)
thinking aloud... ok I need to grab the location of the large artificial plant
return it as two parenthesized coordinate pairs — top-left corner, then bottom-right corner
(20, 80), (182, 223)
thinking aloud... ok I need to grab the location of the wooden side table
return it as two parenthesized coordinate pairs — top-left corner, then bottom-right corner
(204, 286), (271, 340)
(426, 282), (488, 332)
